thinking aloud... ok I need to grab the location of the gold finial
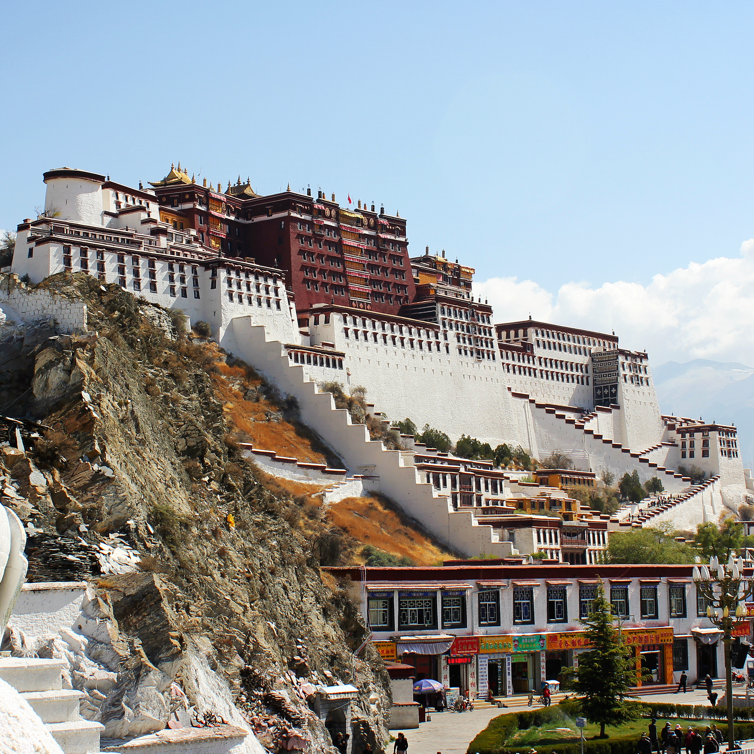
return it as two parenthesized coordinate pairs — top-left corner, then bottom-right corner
(209, 183), (213, 192)
(237, 175), (241, 185)
(287, 183), (291, 191)
(227, 180), (231, 191)
(203, 177), (207, 187)
(191, 174), (195, 183)
(171, 162), (174, 170)
(332, 193), (335, 201)
(177, 161), (181, 171)
(397, 210), (400, 217)
(357, 200), (361, 209)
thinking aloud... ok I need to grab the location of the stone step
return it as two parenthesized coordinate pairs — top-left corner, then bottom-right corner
(47, 720), (104, 754)
(0, 657), (66, 692)
(103, 724), (248, 754)
(23, 689), (84, 723)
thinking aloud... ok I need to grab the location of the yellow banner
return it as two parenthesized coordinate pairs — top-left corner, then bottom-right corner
(373, 641), (396, 661)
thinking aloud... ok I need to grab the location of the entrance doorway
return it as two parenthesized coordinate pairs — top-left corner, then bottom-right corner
(545, 651), (567, 682)
(697, 642), (718, 680)
(511, 655), (530, 693)
(488, 660), (502, 697)
(641, 650), (662, 684)
(448, 663), (469, 694)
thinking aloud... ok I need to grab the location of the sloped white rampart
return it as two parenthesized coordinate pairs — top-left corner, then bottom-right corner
(230, 317), (514, 557)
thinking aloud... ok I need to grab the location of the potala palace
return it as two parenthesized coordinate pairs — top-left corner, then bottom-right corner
(4, 165), (753, 558)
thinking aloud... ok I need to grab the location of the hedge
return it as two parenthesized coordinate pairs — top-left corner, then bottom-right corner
(467, 701), (754, 754)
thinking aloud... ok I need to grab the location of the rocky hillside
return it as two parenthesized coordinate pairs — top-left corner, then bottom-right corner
(0, 273), (391, 753)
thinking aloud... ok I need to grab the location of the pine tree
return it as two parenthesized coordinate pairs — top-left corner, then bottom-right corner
(569, 585), (639, 738)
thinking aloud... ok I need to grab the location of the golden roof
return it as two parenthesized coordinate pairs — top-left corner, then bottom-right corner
(226, 176), (259, 198)
(149, 163), (194, 187)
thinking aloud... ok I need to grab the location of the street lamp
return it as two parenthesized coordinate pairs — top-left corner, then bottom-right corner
(693, 555), (754, 750)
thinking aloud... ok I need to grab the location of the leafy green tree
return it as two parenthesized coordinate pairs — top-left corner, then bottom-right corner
(567, 585), (639, 738)
(540, 450), (574, 469)
(455, 435), (493, 461)
(392, 417), (418, 436)
(417, 424), (451, 452)
(600, 468), (615, 487)
(644, 476), (664, 494)
(570, 484), (620, 516)
(512, 445), (533, 471)
(606, 525), (695, 564)
(618, 470), (644, 503)
(694, 519), (745, 561)
(493, 443), (512, 468)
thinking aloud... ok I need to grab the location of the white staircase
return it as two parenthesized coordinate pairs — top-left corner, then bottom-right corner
(0, 656), (103, 754)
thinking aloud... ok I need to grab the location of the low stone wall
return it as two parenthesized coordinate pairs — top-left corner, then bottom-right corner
(0, 275), (87, 334)
(9, 581), (87, 637)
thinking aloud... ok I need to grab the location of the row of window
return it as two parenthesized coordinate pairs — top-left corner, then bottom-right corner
(367, 584), (697, 632)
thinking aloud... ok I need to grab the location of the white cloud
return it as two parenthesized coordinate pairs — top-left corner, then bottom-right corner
(474, 242), (754, 366)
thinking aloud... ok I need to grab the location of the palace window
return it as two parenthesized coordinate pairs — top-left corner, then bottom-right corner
(513, 587), (534, 624)
(398, 593), (436, 630)
(611, 586), (629, 618)
(368, 593), (394, 631)
(547, 586), (568, 623)
(697, 586), (711, 617)
(669, 585), (687, 618)
(640, 585), (658, 619)
(442, 592), (466, 628)
(478, 590), (500, 626)
(673, 639), (689, 671)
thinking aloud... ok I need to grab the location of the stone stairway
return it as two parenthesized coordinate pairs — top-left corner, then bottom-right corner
(0, 656), (103, 754)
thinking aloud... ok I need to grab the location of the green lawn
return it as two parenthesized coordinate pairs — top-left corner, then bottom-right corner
(506, 717), (713, 748)
(467, 702), (743, 754)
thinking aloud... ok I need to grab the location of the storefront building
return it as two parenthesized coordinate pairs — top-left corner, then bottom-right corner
(330, 563), (753, 699)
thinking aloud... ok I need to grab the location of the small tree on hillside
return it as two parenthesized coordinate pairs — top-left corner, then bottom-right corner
(618, 470), (644, 503)
(541, 450), (574, 470)
(567, 585), (639, 737)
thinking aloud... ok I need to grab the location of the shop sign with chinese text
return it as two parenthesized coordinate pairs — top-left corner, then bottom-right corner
(451, 636), (480, 656)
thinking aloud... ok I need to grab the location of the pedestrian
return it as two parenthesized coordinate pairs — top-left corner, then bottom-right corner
(362, 745), (374, 754)
(394, 732), (409, 753)
(334, 732), (349, 754)
(684, 727), (694, 754)
(649, 718), (660, 754)
(711, 725), (723, 745)
(705, 675), (713, 696)
(690, 730), (703, 754)
(703, 734), (718, 754)
(708, 691), (718, 707)
(678, 671), (688, 693)
(667, 727), (681, 754)
(639, 734), (653, 754)
(543, 684), (551, 707)
(661, 722), (672, 752)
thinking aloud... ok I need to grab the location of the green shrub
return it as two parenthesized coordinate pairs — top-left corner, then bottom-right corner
(193, 320), (211, 338)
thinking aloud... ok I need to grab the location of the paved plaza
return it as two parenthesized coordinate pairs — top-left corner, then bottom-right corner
(394, 688), (754, 754)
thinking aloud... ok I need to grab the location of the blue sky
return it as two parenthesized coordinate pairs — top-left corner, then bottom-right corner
(3, 1), (754, 363)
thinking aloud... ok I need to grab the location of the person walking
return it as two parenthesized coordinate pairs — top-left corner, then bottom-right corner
(394, 732), (409, 753)
(678, 671), (688, 693)
(703, 734), (718, 754)
(649, 718), (661, 754)
(705, 675), (713, 696)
